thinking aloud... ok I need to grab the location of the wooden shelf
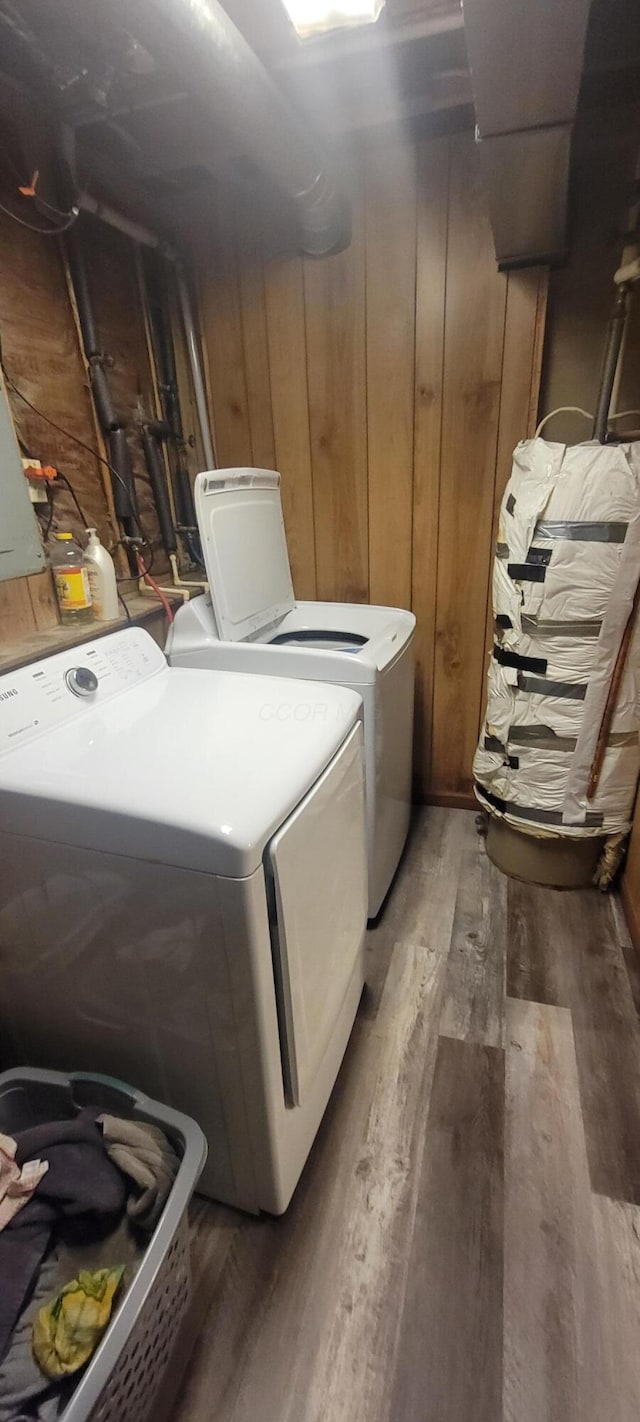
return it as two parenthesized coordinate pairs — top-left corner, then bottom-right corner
(0, 591), (182, 675)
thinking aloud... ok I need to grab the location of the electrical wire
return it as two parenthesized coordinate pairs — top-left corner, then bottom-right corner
(535, 407), (593, 437)
(4, 352), (169, 623)
(1, 363), (155, 564)
(535, 407), (640, 438)
(118, 591), (132, 622)
(37, 486), (55, 540)
(56, 473), (89, 528)
(28, 188), (79, 223)
(0, 197), (79, 235)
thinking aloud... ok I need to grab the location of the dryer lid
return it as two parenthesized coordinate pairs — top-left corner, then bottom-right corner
(196, 469), (295, 642)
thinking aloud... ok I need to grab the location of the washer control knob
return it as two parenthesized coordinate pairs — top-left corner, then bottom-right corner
(65, 666), (99, 698)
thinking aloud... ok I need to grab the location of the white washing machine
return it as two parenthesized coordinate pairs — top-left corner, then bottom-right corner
(0, 628), (367, 1214)
(166, 468), (416, 917)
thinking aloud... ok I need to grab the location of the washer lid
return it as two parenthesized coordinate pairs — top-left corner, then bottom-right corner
(196, 468), (294, 642)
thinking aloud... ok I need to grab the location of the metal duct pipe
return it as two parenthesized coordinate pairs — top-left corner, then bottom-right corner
(104, 0), (351, 257)
(176, 264), (216, 471)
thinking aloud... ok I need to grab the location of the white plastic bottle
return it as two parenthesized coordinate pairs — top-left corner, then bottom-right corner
(84, 528), (119, 621)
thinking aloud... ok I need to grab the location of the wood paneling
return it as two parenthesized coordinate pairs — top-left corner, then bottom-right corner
(431, 133), (507, 796)
(304, 177), (369, 604)
(263, 257), (317, 600)
(198, 132), (546, 802)
(411, 137), (449, 797)
(237, 191), (277, 473)
(365, 144), (417, 610)
(199, 200), (253, 469)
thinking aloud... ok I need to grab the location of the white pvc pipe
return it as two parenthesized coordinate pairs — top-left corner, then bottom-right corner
(176, 263), (216, 470)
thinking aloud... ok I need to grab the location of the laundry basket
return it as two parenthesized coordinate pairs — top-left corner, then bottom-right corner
(0, 1067), (207, 1422)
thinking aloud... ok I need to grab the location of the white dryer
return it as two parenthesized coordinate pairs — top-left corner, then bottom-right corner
(167, 468), (416, 917)
(0, 628), (367, 1214)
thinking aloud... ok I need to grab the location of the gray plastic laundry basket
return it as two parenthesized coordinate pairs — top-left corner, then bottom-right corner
(0, 1067), (207, 1422)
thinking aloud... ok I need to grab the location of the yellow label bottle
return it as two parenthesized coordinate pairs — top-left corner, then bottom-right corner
(50, 533), (94, 626)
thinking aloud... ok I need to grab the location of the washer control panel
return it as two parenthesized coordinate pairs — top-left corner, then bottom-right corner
(0, 628), (166, 754)
(65, 666), (99, 698)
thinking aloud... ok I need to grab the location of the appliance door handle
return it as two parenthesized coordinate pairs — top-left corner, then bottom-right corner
(264, 867), (300, 1107)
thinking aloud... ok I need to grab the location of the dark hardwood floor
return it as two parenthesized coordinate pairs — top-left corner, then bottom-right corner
(170, 809), (640, 1422)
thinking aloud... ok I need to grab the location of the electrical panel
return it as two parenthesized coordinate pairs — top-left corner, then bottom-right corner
(0, 369), (44, 583)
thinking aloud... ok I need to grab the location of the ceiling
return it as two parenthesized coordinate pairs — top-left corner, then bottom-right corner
(0, 0), (638, 259)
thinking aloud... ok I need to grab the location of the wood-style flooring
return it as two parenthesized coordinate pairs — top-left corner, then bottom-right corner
(171, 808), (640, 1422)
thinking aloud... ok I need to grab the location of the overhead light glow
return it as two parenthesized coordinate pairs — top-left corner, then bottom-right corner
(282, 0), (385, 40)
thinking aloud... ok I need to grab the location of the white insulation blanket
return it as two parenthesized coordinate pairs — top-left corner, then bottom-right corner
(474, 438), (640, 837)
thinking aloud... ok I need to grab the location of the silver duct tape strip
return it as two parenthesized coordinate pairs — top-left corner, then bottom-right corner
(508, 727), (638, 753)
(509, 729), (577, 752)
(517, 672), (588, 700)
(521, 615), (602, 638)
(496, 542), (509, 559)
(534, 520), (628, 543)
(475, 782), (604, 828)
(608, 732), (639, 747)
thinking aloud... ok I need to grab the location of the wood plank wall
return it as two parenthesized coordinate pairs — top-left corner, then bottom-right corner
(0, 211), (114, 637)
(199, 130), (548, 805)
(0, 207), (202, 649)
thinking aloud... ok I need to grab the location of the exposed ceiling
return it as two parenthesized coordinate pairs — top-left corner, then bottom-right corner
(223, 0), (472, 137)
(0, 0), (638, 261)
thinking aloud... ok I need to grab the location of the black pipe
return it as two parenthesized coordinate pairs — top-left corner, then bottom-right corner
(144, 251), (200, 549)
(593, 286), (629, 443)
(153, 302), (197, 526)
(108, 427), (137, 525)
(140, 424), (177, 555)
(65, 224), (140, 559)
(148, 288), (181, 435)
(89, 360), (119, 432)
(175, 461), (197, 530)
(66, 228), (100, 357)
